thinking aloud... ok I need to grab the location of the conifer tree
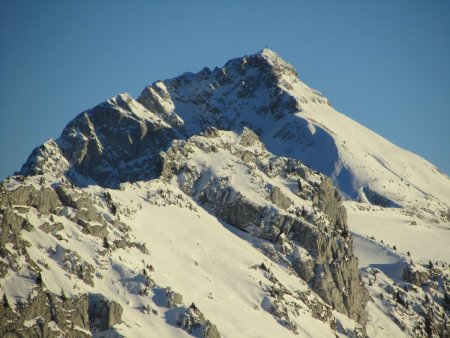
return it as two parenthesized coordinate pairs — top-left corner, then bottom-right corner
(2, 293), (9, 308)
(103, 237), (110, 250)
(36, 272), (43, 286)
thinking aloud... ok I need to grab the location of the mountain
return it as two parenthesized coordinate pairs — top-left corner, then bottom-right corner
(1, 49), (449, 337)
(137, 48), (450, 223)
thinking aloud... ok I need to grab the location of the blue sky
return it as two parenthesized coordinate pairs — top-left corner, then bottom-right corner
(1, 0), (449, 179)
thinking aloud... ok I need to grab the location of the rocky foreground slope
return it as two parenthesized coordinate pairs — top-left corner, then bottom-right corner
(1, 49), (449, 337)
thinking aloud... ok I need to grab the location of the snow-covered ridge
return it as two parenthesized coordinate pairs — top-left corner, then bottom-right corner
(137, 49), (450, 224)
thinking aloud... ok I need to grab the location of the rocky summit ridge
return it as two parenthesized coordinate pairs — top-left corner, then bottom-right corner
(21, 49), (450, 225)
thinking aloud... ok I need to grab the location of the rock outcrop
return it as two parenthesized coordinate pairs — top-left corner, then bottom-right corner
(161, 129), (368, 325)
(0, 179), (128, 337)
(0, 291), (123, 338)
(0, 290), (122, 338)
(402, 264), (430, 287)
(88, 294), (123, 332)
(20, 94), (179, 188)
(177, 303), (221, 338)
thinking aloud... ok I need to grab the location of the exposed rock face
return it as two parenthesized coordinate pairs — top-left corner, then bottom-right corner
(138, 83), (183, 128)
(54, 184), (104, 224)
(362, 264), (450, 338)
(0, 179), (127, 337)
(0, 291), (91, 338)
(161, 129), (368, 325)
(269, 186), (293, 210)
(313, 178), (347, 231)
(21, 94), (179, 188)
(1, 184), (62, 215)
(164, 287), (183, 308)
(0, 183), (64, 279)
(402, 264), (430, 286)
(177, 303), (221, 338)
(88, 294), (123, 332)
(0, 291), (124, 338)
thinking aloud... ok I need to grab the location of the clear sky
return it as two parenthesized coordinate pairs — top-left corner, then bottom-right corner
(1, 0), (449, 179)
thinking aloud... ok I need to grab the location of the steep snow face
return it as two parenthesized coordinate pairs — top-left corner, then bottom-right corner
(300, 103), (450, 224)
(138, 49), (450, 224)
(347, 201), (450, 263)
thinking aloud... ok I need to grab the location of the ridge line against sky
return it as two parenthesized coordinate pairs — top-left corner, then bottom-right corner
(0, 0), (449, 179)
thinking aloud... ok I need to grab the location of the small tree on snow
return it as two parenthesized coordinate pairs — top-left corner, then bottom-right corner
(444, 291), (450, 307)
(425, 311), (433, 337)
(36, 272), (43, 286)
(301, 207), (306, 218)
(110, 203), (117, 215)
(2, 293), (9, 308)
(60, 289), (67, 301)
(103, 237), (110, 250)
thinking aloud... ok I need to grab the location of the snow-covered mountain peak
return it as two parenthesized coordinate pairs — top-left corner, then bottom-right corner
(137, 49), (329, 140)
(136, 51), (449, 225)
(258, 47), (281, 58)
(3, 49), (450, 338)
(19, 50), (450, 224)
